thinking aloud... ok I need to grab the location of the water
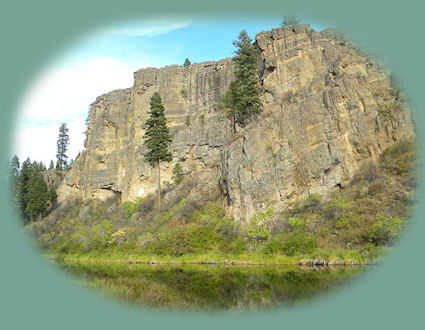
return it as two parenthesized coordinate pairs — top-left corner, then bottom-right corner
(59, 261), (366, 312)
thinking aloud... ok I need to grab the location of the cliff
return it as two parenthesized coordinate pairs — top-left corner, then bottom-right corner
(57, 24), (414, 221)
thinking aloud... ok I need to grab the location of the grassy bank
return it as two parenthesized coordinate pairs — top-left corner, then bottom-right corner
(51, 245), (388, 266)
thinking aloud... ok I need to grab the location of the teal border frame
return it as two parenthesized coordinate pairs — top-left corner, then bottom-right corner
(1, 1), (423, 329)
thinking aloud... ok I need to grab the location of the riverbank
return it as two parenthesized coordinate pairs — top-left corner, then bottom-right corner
(51, 247), (388, 267)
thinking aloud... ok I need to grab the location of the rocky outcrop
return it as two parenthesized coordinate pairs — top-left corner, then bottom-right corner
(57, 24), (414, 221)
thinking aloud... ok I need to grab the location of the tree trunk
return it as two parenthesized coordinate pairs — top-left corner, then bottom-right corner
(157, 159), (161, 211)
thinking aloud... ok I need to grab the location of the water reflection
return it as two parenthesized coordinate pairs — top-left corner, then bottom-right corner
(60, 261), (366, 312)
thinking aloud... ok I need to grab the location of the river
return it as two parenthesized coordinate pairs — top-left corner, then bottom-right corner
(59, 261), (366, 312)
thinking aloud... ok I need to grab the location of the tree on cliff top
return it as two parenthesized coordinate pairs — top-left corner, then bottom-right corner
(183, 58), (191, 67)
(280, 15), (300, 28)
(218, 30), (262, 133)
(143, 92), (172, 210)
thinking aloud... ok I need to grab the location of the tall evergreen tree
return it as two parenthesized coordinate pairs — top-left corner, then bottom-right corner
(17, 158), (31, 222)
(48, 160), (54, 170)
(25, 162), (49, 221)
(56, 123), (70, 175)
(143, 92), (172, 210)
(8, 155), (20, 212)
(219, 30), (262, 132)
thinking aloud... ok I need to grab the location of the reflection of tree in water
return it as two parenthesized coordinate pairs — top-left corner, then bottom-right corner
(60, 262), (364, 311)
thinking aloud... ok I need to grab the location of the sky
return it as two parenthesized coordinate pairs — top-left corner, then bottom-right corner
(13, 15), (325, 166)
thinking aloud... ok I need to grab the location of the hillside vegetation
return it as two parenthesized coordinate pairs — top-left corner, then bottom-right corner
(29, 139), (416, 263)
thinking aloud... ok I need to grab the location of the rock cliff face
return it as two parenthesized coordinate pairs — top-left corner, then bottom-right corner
(57, 25), (414, 221)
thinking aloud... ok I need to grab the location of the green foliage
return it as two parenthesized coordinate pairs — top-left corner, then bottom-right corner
(280, 15), (300, 27)
(231, 237), (247, 255)
(380, 140), (416, 175)
(377, 103), (395, 120)
(183, 58), (191, 67)
(146, 223), (218, 257)
(12, 159), (52, 223)
(143, 92), (172, 167)
(143, 92), (172, 210)
(122, 198), (144, 218)
(56, 123), (70, 174)
(172, 163), (184, 185)
(17, 158), (31, 221)
(288, 217), (307, 228)
(262, 229), (317, 257)
(181, 89), (188, 99)
(369, 213), (403, 245)
(30, 138), (415, 260)
(219, 30), (262, 132)
(247, 208), (274, 242)
(8, 155), (20, 213)
(282, 232), (317, 256)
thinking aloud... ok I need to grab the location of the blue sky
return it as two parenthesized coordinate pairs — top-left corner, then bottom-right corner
(13, 15), (326, 166)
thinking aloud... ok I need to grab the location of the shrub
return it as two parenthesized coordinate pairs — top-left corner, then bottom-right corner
(247, 209), (274, 242)
(380, 140), (416, 175)
(369, 213), (404, 245)
(121, 198), (143, 218)
(282, 231), (317, 256)
(280, 15), (300, 28)
(262, 233), (285, 255)
(147, 223), (217, 256)
(172, 163), (184, 185)
(232, 237), (247, 255)
(171, 198), (201, 223)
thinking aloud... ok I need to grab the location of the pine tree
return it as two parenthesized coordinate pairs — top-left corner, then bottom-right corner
(183, 58), (191, 67)
(172, 163), (184, 185)
(8, 155), (20, 213)
(56, 123), (70, 176)
(17, 158), (31, 222)
(24, 162), (49, 221)
(219, 30), (262, 132)
(48, 160), (54, 170)
(143, 92), (172, 210)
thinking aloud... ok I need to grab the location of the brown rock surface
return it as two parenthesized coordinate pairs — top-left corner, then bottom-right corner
(57, 25), (414, 221)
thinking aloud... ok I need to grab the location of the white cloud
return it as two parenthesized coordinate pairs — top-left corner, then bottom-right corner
(13, 57), (140, 165)
(12, 18), (192, 166)
(18, 57), (135, 124)
(103, 19), (191, 37)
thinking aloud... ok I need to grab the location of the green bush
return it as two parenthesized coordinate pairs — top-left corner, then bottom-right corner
(247, 209), (274, 242)
(282, 231), (317, 256)
(172, 163), (184, 185)
(147, 223), (218, 256)
(262, 233), (285, 255)
(121, 198), (144, 218)
(380, 140), (416, 175)
(369, 213), (403, 245)
(232, 237), (247, 255)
